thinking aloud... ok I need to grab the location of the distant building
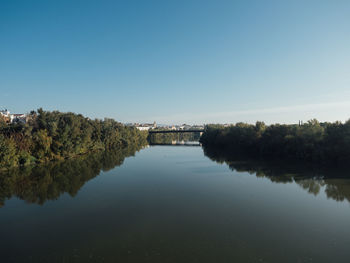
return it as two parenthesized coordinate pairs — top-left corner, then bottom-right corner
(0, 109), (27, 124)
(136, 121), (157, 131)
(136, 126), (151, 131)
(11, 114), (27, 124)
(0, 109), (10, 117)
(182, 124), (192, 130)
(192, 125), (205, 129)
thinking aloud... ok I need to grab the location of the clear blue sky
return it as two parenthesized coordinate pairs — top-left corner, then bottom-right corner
(1, 0), (349, 124)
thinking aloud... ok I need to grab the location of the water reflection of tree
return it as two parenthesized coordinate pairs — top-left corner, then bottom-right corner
(0, 144), (144, 207)
(148, 132), (200, 145)
(203, 146), (350, 203)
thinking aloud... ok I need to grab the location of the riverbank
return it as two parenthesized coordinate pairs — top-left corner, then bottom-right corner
(0, 109), (148, 170)
(200, 120), (350, 166)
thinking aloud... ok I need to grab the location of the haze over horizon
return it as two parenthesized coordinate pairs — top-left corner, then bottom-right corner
(1, 0), (349, 125)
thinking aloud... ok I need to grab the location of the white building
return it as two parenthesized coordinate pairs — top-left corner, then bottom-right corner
(0, 109), (10, 117)
(136, 126), (151, 131)
(136, 121), (157, 131)
(11, 114), (27, 124)
(0, 109), (27, 124)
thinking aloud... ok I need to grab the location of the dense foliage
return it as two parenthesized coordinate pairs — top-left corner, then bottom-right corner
(200, 119), (350, 165)
(0, 109), (148, 169)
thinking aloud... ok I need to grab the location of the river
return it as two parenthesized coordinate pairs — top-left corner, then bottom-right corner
(1, 145), (350, 262)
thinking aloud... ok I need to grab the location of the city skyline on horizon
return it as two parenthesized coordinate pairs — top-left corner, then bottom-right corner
(2, 102), (350, 126)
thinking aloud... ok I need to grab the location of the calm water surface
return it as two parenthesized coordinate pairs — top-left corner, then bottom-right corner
(1, 146), (350, 262)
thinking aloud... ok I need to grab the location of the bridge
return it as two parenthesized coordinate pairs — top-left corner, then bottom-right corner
(148, 129), (204, 134)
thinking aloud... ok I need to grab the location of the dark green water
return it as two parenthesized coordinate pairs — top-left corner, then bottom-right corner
(1, 145), (350, 263)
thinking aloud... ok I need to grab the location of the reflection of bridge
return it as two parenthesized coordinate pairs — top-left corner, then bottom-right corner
(148, 129), (204, 134)
(150, 143), (201, 146)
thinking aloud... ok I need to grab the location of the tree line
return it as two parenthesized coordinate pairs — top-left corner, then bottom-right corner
(0, 109), (148, 169)
(200, 119), (350, 165)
